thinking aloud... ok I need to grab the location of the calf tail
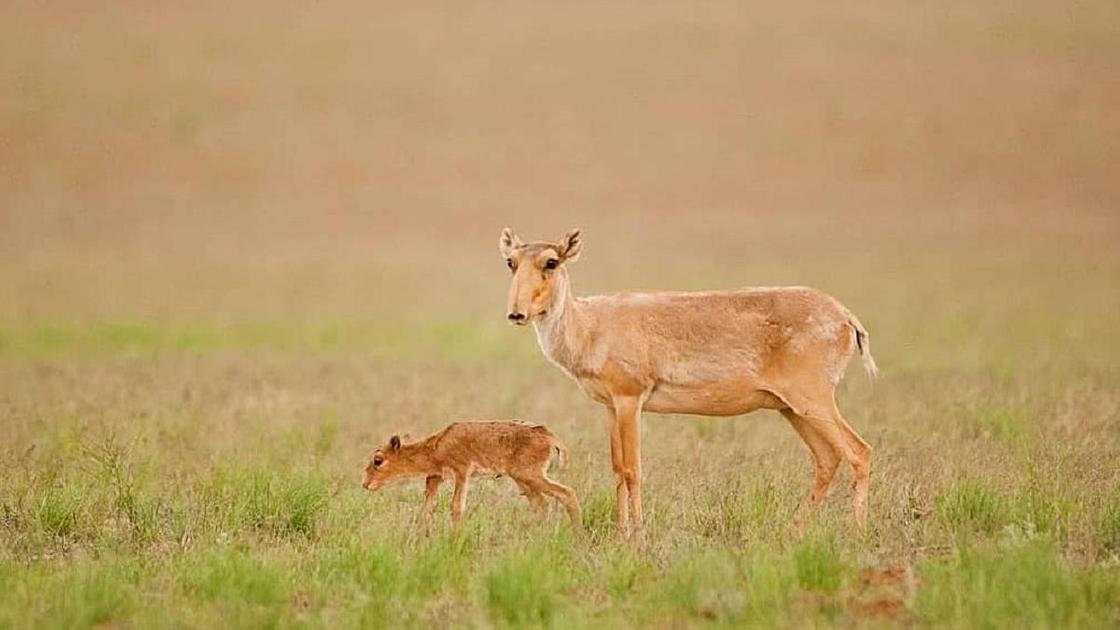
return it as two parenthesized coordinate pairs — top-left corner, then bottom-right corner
(553, 441), (570, 469)
(848, 315), (879, 382)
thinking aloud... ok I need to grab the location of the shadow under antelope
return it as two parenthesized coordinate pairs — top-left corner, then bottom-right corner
(499, 228), (878, 538)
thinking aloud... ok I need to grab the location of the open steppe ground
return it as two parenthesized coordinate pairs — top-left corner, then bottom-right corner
(2, 2), (1119, 627)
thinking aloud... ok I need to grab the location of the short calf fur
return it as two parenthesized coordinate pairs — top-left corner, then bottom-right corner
(363, 421), (582, 530)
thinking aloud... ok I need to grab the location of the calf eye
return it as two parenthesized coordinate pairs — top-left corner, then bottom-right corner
(544, 259), (558, 270)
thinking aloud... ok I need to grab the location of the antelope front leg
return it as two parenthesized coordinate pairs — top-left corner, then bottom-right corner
(606, 405), (630, 538)
(613, 395), (644, 537)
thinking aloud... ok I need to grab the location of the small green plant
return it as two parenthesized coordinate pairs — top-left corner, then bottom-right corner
(484, 545), (567, 627)
(404, 529), (478, 598)
(206, 466), (331, 538)
(280, 475), (330, 536)
(84, 433), (164, 543)
(34, 560), (139, 629)
(657, 551), (745, 623)
(602, 547), (650, 600)
(316, 540), (402, 595)
(792, 534), (847, 594)
(935, 481), (1009, 535)
(1013, 484), (1071, 536)
(689, 475), (792, 544)
(972, 403), (1029, 442)
(177, 548), (288, 606)
(916, 538), (1120, 627)
(739, 549), (797, 622)
(1099, 492), (1120, 553)
(36, 484), (83, 538)
(580, 489), (617, 539)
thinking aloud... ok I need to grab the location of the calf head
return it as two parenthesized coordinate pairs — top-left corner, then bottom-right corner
(362, 434), (420, 491)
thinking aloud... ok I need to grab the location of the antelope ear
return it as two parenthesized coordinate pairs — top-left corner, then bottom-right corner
(558, 228), (582, 262)
(389, 435), (401, 452)
(499, 228), (523, 258)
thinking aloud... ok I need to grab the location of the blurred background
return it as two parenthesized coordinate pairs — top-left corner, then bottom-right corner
(2, 1), (1118, 361)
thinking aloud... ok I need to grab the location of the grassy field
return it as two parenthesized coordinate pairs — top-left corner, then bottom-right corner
(3, 1), (1120, 628)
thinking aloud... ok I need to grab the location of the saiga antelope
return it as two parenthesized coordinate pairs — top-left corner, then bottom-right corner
(499, 228), (877, 538)
(363, 421), (582, 531)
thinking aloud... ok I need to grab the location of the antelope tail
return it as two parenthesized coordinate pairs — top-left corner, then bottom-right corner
(848, 315), (880, 382)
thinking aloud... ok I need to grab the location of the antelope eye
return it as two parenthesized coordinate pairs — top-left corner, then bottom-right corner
(373, 456), (384, 467)
(544, 259), (559, 270)
(506, 258), (514, 270)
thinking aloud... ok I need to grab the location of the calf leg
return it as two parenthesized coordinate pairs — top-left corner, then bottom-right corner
(525, 475), (584, 533)
(515, 480), (548, 515)
(450, 472), (471, 527)
(423, 475), (443, 518)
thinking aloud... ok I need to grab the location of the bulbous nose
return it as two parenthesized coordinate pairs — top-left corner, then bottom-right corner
(507, 312), (526, 323)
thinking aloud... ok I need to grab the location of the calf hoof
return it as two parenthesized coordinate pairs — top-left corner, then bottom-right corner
(789, 519), (807, 540)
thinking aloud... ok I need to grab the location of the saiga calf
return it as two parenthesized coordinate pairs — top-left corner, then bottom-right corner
(362, 421), (582, 531)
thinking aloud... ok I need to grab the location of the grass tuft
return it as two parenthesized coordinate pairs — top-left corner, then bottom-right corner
(935, 481), (1009, 535)
(484, 541), (573, 627)
(917, 539), (1120, 627)
(657, 551), (745, 623)
(177, 548), (289, 605)
(44, 561), (138, 629)
(1099, 491), (1120, 554)
(202, 466), (331, 538)
(36, 483), (84, 539)
(690, 475), (793, 544)
(792, 534), (847, 594)
(1012, 484), (1071, 537)
(602, 547), (650, 601)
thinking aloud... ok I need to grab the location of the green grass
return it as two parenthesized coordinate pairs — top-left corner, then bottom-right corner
(935, 481), (1010, 535)
(0, 558), (142, 629)
(3, 0), (1118, 625)
(792, 534), (847, 594)
(0, 320), (536, 361)
(0, 349), (1115, 628)
(688, 475), (796, 545)
(177, 548), (290, 606)
(484, 541), (576, 627)
(1099, 491), (1120, 554)
(0, 316), (1116, 629)
(656, 551), (747, 623)
(916, 539), (1120, 628)
(35, 483), (84, 539)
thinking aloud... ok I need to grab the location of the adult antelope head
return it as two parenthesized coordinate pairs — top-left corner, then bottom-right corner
(499, 227), (581, 326)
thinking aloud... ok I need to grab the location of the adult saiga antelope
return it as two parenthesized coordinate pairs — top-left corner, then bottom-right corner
(499, 228), (878, 538)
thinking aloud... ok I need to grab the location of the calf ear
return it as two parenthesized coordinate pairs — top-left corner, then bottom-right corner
(499, 228), (523, 258)
(558, 228), (582, 262)
(389, 435), (402, 452)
